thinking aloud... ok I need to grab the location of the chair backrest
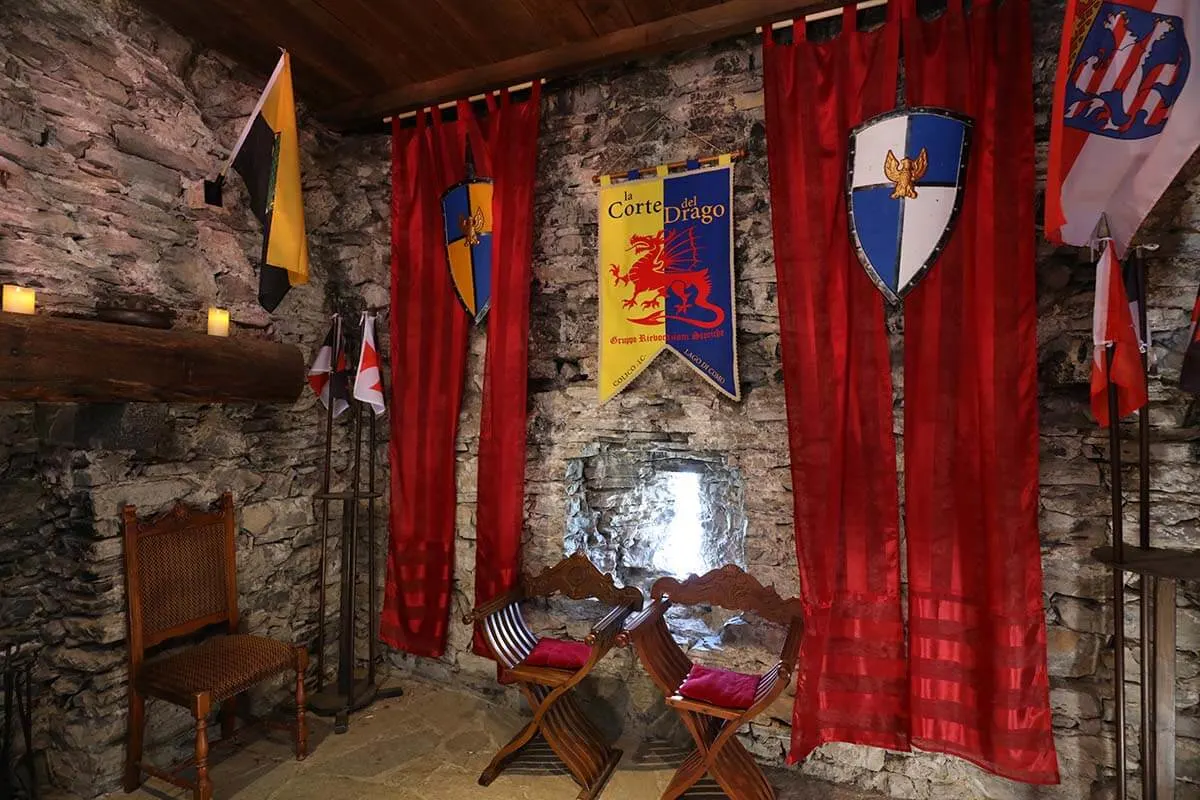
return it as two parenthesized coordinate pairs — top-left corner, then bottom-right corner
(650, 564), (803, 627)
(122, 493), (239, 664)
(523, 552), (644, 611)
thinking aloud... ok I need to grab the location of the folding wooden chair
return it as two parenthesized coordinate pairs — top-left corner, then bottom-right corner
(121, 493), (308, 800)
(465, 552), (643, 799)
(620, 565), (803, 800)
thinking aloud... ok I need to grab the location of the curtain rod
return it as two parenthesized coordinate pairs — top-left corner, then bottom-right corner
(756, 0), (889, 31)
(592, 150), (747, 185)
(382, 79), (544, 124)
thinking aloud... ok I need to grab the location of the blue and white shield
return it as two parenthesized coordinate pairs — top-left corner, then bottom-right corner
(847, 108), (972, 303)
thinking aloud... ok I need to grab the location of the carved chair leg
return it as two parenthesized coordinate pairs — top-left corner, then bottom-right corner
(663, 712), (773, 800)
(295, 650), (309, 761)
(194, 695), (213, 800)
(480, 679), (621, 798)
(220, 696), (237, 740)
(540, 691), (621, 800)
(662, 748), (707, 800)
(479, 718), (539, 786)
(479, 684), (553, 786)
(661, 711), (712, 800)
(706, 734), (774, 800)
(123, 688), (145, 792)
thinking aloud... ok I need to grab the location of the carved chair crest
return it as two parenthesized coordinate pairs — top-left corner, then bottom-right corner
(522, 551), (643, 610)
(651, 564), (803, 626)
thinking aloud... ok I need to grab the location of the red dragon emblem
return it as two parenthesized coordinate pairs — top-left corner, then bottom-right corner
(608, 227), (726, 328)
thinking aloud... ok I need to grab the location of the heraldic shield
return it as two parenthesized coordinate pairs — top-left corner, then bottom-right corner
(847, 107), (972, 303)
(441, 177), (494, 323)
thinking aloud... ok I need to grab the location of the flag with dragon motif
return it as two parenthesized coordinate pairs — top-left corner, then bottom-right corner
(598, 161), (738, 403)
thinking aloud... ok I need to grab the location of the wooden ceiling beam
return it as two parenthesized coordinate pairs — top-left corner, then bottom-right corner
(322, 0), (837, 128)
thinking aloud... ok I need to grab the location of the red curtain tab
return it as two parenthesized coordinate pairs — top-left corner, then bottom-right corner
(380, 109), (473, 658)
(473, 85), (542, 655)
(763, 7), (910, 761)
(902, 0), (1059, 783)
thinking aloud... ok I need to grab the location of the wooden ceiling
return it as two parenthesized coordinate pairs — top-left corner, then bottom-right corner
(134, 0), (836, 130)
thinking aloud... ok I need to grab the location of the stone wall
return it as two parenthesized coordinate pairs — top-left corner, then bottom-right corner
(0, 0), (391, 793)
(5, 0), (1200, 798)
(389, 4), (1200, 800)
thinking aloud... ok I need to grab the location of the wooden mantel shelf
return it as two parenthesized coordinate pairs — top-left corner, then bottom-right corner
(0, 312), (305, 404)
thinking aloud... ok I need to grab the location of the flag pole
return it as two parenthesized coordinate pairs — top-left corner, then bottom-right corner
(203, 49), (287, 205)
(1106, 342), (1128, 800)
(221, 50), (288, 178)
(1133, 246), (1155, 797)
(315, 313), (340, 694)
(366, 402), (379, 687)
(340, 393), (364, 726)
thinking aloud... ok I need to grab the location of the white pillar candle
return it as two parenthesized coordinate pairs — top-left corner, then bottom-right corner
(207, 307), (230, 337)
(2, 285), (35, 315)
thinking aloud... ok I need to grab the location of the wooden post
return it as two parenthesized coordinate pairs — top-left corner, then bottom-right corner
(194, 695), (213, 800)
(295, 648), (309, 761)
(1155, 578), (1177, 800)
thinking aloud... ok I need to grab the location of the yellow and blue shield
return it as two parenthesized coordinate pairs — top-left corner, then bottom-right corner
(441, 177), (494, 323)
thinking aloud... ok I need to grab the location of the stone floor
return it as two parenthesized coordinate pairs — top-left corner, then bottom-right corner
(104, 679), (887, 800)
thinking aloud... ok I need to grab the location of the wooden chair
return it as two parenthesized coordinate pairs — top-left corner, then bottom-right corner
(619, 565), (804, 800)
(465, 552), (643, 799)
(121, 493), (308, 800)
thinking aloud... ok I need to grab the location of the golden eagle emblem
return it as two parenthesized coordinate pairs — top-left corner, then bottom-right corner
(458, 206), (486, 247)
(884, 148), (929, 200)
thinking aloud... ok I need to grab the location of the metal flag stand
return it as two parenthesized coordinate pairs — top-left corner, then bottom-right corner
(1091, 241), (1181, 799)
(308, 312), (400, 733)
(1, 643), (37, 800)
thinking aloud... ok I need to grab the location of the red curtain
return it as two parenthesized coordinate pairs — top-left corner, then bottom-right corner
(473, 86), (542, 654)
(381, 107), (476, 658)
(382, 91), (541, 660)
(763, 7), (910, 761)
(902, 0), (1058, 783)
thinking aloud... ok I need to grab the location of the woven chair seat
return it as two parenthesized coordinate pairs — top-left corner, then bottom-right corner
(137, 634), (295, 706)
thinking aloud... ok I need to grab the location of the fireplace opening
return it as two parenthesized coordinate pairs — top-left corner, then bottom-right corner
(564, 444), (747, 609)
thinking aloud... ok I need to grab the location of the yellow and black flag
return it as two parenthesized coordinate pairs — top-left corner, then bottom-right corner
(224, 51), (308, 311)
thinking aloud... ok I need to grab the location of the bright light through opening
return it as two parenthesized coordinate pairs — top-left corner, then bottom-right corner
(652, 471), (707, 579)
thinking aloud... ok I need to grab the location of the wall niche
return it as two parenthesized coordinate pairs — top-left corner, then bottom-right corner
(564, 441), (747, 599)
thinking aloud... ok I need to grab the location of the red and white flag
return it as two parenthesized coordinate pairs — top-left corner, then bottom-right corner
(353, 313), (386, 416)
(1182, 285), (1200, 394)
(308, 321), (350, 418)
(1048, 1), (1200, 254)
(1092, 240), (1149, 426)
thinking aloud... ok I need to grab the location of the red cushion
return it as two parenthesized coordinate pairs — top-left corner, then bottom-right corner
(677, 664), (760, 710)
(521, 637), (592, 670)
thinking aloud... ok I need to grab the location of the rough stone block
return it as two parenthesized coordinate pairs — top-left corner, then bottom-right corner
(1047, 627), (1102, 678)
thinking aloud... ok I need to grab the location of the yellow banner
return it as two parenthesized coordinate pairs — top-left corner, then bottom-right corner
(599, 177), (666, 403)
(599, 164), (739, 403)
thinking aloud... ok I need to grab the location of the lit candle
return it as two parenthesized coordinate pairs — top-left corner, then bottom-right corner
(207, 307), (230, 337)
(2, 285), (35, 315)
